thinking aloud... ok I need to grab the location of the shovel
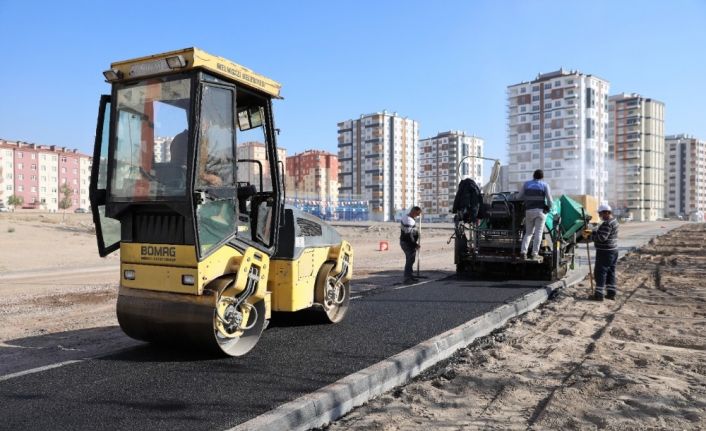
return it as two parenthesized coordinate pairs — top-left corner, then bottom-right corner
(582, 208), (595, 295)
(416, 213), (422, 278)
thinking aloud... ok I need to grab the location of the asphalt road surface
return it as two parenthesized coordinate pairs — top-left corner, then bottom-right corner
(0, 221), (682, 430)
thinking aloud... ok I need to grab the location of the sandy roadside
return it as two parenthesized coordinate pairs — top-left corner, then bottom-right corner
(325, 223), (706, 430)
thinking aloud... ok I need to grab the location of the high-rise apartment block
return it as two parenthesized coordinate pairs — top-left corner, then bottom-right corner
(607, 93), (665, 221)
(286, 150), (339, 205)
(0, 140), (91, 211)
(418, 131), (483, 219)
(337, 111), (419, 221)
(236, 141), (286, 191)
(507, 69), (610, 203)
(665, 134), (706, 218)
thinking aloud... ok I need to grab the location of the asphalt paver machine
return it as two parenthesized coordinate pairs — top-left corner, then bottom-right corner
(452, 161), (588, 281)
(89, 48), (353, 356)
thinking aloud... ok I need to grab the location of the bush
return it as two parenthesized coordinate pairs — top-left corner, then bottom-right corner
(7, 226), (15, 233)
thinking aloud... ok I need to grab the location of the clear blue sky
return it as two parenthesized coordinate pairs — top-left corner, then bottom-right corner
(1, 0), (704, 166)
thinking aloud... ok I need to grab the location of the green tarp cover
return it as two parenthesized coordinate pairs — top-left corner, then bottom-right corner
(545, 195), (586, 241)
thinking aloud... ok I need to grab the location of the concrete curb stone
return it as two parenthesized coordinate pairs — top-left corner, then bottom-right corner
(231, 269), (587, 431)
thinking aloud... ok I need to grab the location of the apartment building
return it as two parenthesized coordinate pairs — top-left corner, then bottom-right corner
(507, 69), (610, 202)
(665, 134), (706, 218)
(418, 131), (483, 219)
(607, 94), (665, 221)
(0, 140), (91, 211)
(236, 141), (287, 191)
(337, 111), (419, 221)
(286, 150), (339, 204)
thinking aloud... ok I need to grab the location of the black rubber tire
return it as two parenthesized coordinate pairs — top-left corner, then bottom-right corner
(314, 261), (350, 323)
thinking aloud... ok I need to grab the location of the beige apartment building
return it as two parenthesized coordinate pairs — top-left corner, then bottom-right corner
(607, 93), (665, 221)
(418, 131), (484, 220)
(665, 134), (706, 218)
(236, 141), (286, 191)
(507, 69), (610, 203)
(337, 111), (419, 221)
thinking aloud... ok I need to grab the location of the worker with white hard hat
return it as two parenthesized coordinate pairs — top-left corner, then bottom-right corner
(582, 203), (619, 301)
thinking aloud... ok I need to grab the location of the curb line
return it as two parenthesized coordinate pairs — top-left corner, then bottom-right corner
(231, 270), (587, 431)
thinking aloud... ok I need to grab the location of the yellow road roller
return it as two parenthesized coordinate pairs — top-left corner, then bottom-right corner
(89, 48), (353, 356)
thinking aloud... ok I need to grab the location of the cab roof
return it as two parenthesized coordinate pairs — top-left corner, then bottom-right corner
(109, 47), (282, 98)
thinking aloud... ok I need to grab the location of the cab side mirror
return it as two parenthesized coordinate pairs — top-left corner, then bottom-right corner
(237, 106), (263, 131)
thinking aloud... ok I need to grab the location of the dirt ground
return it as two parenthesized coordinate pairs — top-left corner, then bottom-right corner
(326, 223), (706, 430)
(1, 213), (705, 430)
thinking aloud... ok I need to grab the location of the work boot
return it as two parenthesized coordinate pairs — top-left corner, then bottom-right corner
(606, 291), (616, 300)
(529, 254), (543, 263)
(592, 292), (604, 301)
(403, 278), (417, 285)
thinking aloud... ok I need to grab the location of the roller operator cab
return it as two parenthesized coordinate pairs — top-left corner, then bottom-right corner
(89, 48), (353, 356)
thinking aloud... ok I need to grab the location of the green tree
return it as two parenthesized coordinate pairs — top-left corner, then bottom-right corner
(7, 194), (23, 211)
(59, 185), (73, 221)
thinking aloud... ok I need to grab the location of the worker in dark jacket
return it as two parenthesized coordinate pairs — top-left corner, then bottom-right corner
(400, 206), (422, 284)
(518, 169), (553, 261)
(583, 204), (619, 301)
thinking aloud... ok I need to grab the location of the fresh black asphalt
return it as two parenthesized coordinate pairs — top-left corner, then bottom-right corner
(0, 278), (536, 431)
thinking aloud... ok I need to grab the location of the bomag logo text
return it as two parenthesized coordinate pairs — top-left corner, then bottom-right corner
(141, 246), (177, 258)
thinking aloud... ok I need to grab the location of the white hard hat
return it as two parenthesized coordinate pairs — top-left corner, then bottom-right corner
(598, 204), (612, 213)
